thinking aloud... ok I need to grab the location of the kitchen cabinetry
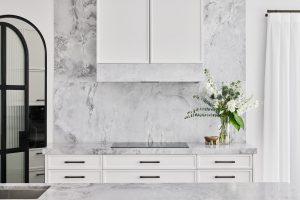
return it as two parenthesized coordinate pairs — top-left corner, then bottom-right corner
(98, 0), (149, 63)
(150, 0), (202, 63)
(46, 154), (254, 183)
(46, 155), (102, 183)
(29, 70), (45, 106)
(29, 148), (45, 183)
(197, 155), (253, 183)
(98, 0), (202, 64)
(97, 0), (203, 82)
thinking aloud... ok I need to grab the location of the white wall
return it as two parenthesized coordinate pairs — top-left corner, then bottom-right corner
(246, 0), (300, 182)
(0, 0), (54, 144)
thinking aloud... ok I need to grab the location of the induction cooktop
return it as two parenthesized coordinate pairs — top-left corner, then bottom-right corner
(111, 142), (189, 148)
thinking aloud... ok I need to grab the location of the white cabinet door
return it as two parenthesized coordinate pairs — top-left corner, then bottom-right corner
(29, 169), (45, 183)
(98, 0), (149, 63)
(29, 149), (45, 169)
(197, 155), (252, 169)
(48, 170), (101, 183)
(103, 155), (196, 170)
(47, 155), (102, 170)
(197, 170), (252, 183)
(29, 70), (45, 106)
(150, 0), (202, 63)
(103, 170), (196, 183)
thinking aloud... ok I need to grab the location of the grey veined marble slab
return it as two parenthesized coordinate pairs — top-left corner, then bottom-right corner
(44, 143), (257, 155)
(2, 183), (299, 200)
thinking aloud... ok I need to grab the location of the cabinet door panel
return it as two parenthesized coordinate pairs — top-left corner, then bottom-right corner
(98, 0), (149, 63)
(151, 0), (202, 63)
(197, 170), (252, 183)
(103, 170), (196, 183)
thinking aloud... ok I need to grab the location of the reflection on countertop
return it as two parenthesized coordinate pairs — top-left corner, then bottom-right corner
(44, 142), (257, 155)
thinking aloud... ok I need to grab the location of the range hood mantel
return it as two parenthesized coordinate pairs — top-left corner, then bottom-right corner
(97, 63), (202, 83)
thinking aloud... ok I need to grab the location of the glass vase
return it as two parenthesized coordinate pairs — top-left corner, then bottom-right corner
(219, 116), (230, 144)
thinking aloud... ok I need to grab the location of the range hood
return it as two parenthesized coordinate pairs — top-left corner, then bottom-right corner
(97, 63), (202, 82)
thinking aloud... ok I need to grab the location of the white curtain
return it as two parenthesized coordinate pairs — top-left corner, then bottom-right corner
(263, 13), (300, 183)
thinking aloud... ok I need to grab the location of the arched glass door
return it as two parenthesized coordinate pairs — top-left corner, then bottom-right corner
(0, 22), (29, 183)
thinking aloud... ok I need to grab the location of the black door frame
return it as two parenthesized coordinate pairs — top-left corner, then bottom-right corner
(0, 15), (48, 147)
(0, 22), (29, 183)
(0, 15), (48, 183)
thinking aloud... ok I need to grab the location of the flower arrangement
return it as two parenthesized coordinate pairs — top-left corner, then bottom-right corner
(185, 69), (259, 144)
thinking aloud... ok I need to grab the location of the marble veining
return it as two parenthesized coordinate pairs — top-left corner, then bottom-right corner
(54, 0), (246, 144)
(2, 183), (299, 200)
(45, 143), (257, 155)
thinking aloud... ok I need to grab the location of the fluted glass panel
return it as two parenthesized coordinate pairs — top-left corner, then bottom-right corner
(0, 26), (2, 85)
(6, 152), (24, 183)
(6, 28), (25, 85)
(0, 91), (1, 146)
(6, 90), (24, 149)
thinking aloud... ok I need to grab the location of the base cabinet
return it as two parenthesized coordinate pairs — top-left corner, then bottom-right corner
(103, 170), (196, 183)
(29, 169), (45, 183)
(197, 170), (252, 183)
(29, 149), (45, 183)
(47, 170), (102, 183)
(46, 154), (254, 183)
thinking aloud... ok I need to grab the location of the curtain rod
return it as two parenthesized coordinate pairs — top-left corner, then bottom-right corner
(265, 10), (300, 17)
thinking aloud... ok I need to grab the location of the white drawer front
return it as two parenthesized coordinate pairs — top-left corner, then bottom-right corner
(48, 170), (101, 183)
(197, 170), (252, 183)
(197, 155), (252, 169)
(29, 149), (45, 169)
(47, 155), (102, 170)
(103, 155), (196, 169)
(29, 170), (45, 183)
(103, 170), (196, 183)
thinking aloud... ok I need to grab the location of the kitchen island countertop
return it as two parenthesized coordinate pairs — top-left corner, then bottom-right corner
(2, 183), (298, 200)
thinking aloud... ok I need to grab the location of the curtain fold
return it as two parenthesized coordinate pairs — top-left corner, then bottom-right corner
(263, 13), (300, 183)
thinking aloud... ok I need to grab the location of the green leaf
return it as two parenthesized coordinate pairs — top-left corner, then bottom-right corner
(229, 114), (240, 131)
(233, 112), (245, 129)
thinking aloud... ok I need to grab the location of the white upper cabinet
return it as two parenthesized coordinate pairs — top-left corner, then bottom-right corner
(97, 0), (149, 63)
(150, 0), (202, 63)
(97, 0), (202, 64)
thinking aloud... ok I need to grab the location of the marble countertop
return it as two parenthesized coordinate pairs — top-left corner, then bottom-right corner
(2, 183), (299, 200)
(44, 142), (257, 155)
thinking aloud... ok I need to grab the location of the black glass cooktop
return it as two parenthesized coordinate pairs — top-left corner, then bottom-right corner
(111, 142), (189, 148)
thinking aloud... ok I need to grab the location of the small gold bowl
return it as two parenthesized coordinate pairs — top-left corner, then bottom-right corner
(204, 136), (219, 145)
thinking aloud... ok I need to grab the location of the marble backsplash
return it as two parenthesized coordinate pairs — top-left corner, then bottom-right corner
(53, 0), (246, 144)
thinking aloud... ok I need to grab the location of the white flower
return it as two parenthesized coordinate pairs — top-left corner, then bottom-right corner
(206, 83), (217, 96)
(227, 100), (236, 112)
(213, 101), (219, 109)
(237, 98), (259, 115)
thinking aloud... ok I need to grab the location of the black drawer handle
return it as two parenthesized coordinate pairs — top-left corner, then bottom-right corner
(36, 152), (43, 155)
(139, 161), (160, 164)
(215, 176), (236, 179)
(36, 173), (45, 176)
(36, 99), (45, 102)
(139, 176), (160, 179)
(64, 176), (85, 179)
(64, 161), (85, 164)
(214, 161), (236, 164)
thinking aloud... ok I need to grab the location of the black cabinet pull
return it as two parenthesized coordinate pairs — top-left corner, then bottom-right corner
(214, 161), (236, 164)
(214, 176), (236, 179)
(36, 152), (43, 155)
(64, 176), (85, 179)
(36, 173), (45, 176)
(139, 176), (160, 179)
(36, 99), (45, 102)
(64, 161), (85, 164)
(139, 161), (160, 164)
